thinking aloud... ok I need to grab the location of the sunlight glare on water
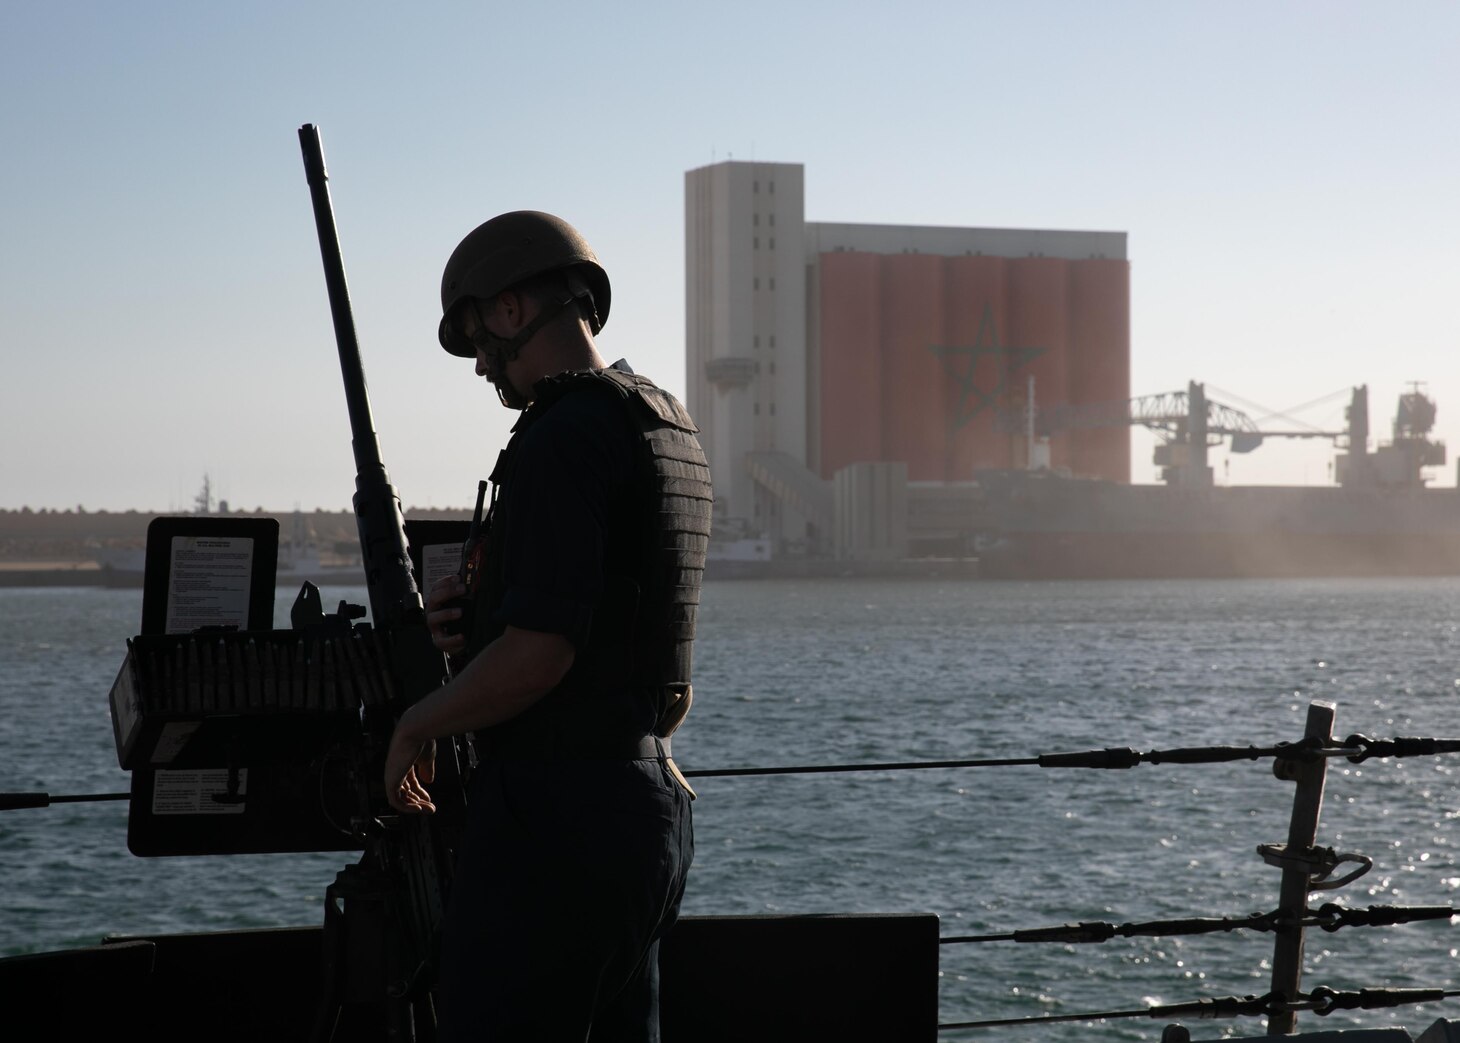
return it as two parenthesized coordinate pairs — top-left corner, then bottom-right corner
(2, 577), (1459, 1039)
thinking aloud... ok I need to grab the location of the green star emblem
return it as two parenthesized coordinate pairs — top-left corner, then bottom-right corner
(929, 304), (1046, 431)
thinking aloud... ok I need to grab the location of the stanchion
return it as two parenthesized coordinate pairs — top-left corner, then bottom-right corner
(1265, 700), (1336, 1035)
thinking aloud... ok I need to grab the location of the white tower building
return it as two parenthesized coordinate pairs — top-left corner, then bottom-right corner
(685, 161), (812, 547)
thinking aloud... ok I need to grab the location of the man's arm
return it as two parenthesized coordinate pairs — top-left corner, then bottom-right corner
(386, 390), (622, 812)
(384, 625), (575, 813)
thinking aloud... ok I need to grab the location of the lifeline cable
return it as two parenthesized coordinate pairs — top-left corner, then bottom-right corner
(936, 986), (1460, 1032)
(938, 992), (1275, 1031)
(681, 732), (1460, 778)
(939, 903), (1456, 945)
(9, 732), (1460, 803)
(0, 791), (130, 810)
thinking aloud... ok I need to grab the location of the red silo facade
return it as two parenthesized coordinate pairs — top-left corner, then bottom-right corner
(816, 251), (1130, 483)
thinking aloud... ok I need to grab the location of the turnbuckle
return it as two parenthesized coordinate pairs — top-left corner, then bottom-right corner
(1342, 733), (1460, 762)
(1310, 901), (1456, 932)
(1305, 985), (1451, 1016)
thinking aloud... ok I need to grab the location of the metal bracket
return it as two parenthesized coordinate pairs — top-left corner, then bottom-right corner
(1256, 843), (1372, 891)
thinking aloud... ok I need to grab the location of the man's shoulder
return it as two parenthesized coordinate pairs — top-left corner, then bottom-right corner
(531, 362), (698, 435)
(595, 363), (699, 435)
(510, 374), (636, 473)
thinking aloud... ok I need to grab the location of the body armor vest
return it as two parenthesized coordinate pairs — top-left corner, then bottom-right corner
(467, 366), (712, 757)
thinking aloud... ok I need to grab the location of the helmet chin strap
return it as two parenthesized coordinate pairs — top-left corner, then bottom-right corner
(492, 372), (530, 410)
(473, 290), (581, 410)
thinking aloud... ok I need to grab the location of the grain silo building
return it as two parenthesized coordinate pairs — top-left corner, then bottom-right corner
(686, 160), (1129, 561)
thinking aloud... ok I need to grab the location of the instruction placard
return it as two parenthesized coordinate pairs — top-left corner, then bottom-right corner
(165, 536), (253, 633)
(150, 768), (248, 815)
(422, 541), (466, 591)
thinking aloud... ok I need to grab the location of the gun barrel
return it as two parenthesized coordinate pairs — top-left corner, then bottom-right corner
(298, 124), (382, 477)
(297, 123), (423, 631)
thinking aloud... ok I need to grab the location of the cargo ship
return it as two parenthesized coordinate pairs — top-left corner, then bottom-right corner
(967, 383), (1460, 580)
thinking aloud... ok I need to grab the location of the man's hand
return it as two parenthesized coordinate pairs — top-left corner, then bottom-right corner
(377, 626), (575, 815)
(425, 574), (468, 656)
(385, 716), (438, 814)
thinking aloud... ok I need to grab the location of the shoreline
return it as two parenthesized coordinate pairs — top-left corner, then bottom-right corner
(0, 559), (985, 587)
(0, 563), (368, 589)
(8, 556), (1460, 587)
(0, 562), (108, 588)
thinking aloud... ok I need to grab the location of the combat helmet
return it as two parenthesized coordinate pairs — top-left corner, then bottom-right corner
(438, 210), (610, 358)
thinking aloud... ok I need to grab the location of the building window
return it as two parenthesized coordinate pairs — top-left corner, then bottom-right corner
(753, 214), (759, 226)
(769, 181), (775, 194)
(769, 277), (776, 290)
(754, 237), (759, 249)
(754, 403), (761, 415)
(770, 402), (776, 415)
(769, 214), (775, 227)
(753, 277), (759, 290)
(753, 335), (760, 348)
(770, 361), (776, 374)
(753, 181), (759, 193)
(769, 335), (776, 349)
(769, 237), (775, 250)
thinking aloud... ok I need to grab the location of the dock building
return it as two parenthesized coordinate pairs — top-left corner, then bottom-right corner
(684, 160), (1131, 562)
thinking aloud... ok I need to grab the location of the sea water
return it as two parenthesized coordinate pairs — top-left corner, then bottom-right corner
(1, 578), (1458, 1039)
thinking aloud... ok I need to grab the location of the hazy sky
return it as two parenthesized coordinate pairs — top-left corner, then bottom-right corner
(3, 1), (1456, 512)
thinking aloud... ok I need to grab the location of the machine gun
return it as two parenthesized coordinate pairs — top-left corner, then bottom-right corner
(298, 122), (468, 1041)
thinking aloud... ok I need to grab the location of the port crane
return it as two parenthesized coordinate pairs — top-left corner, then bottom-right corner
(1006, 381), (1445, 489)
